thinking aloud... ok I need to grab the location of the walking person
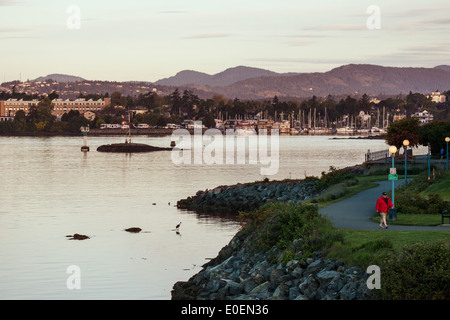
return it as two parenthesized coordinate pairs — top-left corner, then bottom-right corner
(376, 192), (393, 228)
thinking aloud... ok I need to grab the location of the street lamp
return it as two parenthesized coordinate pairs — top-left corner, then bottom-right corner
(389, 145), (397, 207)
(403, 139), (409, 183)
(427, 142), (431, 178)
(446, 137), (450, 170)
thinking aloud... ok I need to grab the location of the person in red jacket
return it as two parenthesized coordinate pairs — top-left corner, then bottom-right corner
(376, 192), (394, 228)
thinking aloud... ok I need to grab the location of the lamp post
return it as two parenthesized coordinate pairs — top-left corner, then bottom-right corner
(403, 139), (409, 183)
(446, 137), (450, 170)
(389, 145), (397, 207)
(427, 142), (431, 178)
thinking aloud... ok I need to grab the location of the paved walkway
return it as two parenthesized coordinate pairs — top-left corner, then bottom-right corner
(319, 179), (450, 231)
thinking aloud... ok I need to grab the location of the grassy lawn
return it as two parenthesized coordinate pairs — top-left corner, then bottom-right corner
(312, 181), (378, 209)
(419, 173), (450, 201)
(325, 229), (450, 269)
(370, 213), (444, 226)
(317, 171), (450, 270)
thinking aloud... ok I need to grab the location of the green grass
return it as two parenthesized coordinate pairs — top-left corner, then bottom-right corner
(356, 174), (419, 183)
(370, 213), (444, 226)
(308, 180), (378, 209)
(325, 229), (450, 269)
(316, 171), (450, 269)
(419, 173), (450, 201)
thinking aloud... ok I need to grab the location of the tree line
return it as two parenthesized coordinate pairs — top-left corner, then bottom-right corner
(1, 88), (449, 134)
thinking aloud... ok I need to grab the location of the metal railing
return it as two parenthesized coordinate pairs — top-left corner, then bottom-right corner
(365, 149), (389, 162)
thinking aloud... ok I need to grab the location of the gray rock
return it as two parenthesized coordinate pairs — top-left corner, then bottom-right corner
(205, 279), (227, 293)
(241, 278), (258, 294)
(316, 270), (341, 285)
(340, 282), (358, 300)
(272, 283), (290, 300)
(298, 275), (318, 299)
(269, 269), (285, 286)
(250, 281), (271, 299)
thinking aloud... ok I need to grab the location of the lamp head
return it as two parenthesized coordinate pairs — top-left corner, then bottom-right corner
(389, 146), (397, 154)
(403, 139), (409, 147)
(446, 137), (450, 143)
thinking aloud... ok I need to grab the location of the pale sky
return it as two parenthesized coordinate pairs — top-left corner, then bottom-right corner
(1, 0), (449, 83)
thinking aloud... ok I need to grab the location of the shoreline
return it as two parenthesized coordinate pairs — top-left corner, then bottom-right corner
(172, 165), (371, 300)
(171, 202), (370, 301)
(0, 129), (386, 139)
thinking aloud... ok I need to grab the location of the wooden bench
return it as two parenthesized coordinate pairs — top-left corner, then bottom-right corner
(442, 210), (450, 224)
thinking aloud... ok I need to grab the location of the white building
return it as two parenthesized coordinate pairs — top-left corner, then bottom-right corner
(428, 91), (446, 103)
(411, 110), (434, 125)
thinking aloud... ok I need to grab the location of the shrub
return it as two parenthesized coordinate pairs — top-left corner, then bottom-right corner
(314, 166), (357, 191)
(373, 242), (450, 300)
(394, 171), (449, 215)
(239, 202), (339, 258)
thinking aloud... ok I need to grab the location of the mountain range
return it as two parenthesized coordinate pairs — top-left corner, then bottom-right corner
(155, 66), (294, 87)
(7, 64), (450, 100)
(154, 64), (450, 99)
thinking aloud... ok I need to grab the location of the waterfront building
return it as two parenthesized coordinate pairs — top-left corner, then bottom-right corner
(52, 98), (110, 119)
(0, 97), (111, 119)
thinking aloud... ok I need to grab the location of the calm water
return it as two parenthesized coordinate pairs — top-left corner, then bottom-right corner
(0, 134), (390, 299)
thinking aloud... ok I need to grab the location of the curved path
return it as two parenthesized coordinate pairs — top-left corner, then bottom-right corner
(319, 180), (450, 231)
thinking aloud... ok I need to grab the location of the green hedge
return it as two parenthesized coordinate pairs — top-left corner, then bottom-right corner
(373, 242), (450, 300)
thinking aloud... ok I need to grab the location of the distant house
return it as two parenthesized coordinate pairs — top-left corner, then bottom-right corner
(428, 91), (446, 103)
(393, 114), (407, 122)
(128, 106), (148, 115)
(411, 110), (434, 125)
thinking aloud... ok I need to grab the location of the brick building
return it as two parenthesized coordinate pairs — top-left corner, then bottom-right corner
(0, 98), (110, 119)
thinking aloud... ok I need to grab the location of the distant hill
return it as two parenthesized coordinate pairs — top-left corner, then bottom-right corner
(434, 65), (450, 73)
(33, 74), (86, 83)
(155, 66), (287, 87)
(203, 64), (450, 99)
(6, 64), (450, 100)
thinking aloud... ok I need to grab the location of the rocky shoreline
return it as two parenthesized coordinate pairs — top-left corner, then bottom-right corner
(176, 180), (320, 214)
(171, 228), (369, 300)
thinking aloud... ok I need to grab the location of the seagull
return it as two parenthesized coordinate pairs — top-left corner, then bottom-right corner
(175, 222), (182, 230)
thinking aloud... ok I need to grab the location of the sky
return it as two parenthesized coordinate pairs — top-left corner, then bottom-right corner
(1, 0), (449, 83)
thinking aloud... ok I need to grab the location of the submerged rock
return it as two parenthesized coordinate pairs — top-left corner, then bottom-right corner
(97, 143), (172, 153)
(125, 227), (142, 233)
(66, 234), (90, 240)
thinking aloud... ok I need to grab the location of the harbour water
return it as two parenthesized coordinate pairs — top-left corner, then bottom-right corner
(0, 134), (391, 299)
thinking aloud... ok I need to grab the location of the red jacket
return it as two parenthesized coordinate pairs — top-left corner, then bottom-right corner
(376, 196), (393, 213)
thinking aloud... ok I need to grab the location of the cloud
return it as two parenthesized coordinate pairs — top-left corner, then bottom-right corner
(158, 10), (189, 14)
(0, 0), (20, 5)
(183, 33), (234, 39)
(305, 24), (366, 32)
(285, 40), (314, 47)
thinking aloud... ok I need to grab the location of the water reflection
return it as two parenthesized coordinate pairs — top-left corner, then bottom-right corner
(0, 135), (397, 299)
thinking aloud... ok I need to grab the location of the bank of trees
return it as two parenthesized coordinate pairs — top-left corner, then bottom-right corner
(1, 88), (449, 134)
(386, 118), (450, 155)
